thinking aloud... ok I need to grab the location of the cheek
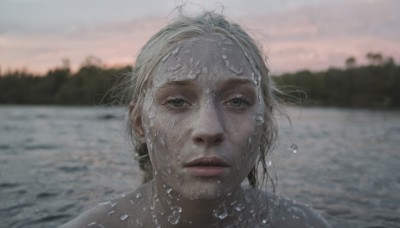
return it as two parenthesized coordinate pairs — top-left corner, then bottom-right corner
(228, 113), (264, 166)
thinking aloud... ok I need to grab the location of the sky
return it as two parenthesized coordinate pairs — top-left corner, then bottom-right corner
(0, 0), (399, 74)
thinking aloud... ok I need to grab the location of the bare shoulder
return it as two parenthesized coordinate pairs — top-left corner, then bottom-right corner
(266, 193), (331, 228)
(59, 185), (150, 228)
(59, 201), (117, 228)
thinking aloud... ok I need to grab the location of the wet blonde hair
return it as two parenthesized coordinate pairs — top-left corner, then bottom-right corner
(126, 11), (279, 190)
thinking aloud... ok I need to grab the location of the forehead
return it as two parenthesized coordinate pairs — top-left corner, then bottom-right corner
(151, 35), (256, 87)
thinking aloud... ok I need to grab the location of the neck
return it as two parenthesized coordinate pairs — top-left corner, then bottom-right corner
(147, 179), (257, 228)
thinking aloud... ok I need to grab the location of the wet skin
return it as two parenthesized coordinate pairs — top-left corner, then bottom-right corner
(60, 35), (331, 228)
(138, 35), (265, 201)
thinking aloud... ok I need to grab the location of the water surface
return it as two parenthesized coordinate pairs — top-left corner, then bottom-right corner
(0, 106), (399, 227)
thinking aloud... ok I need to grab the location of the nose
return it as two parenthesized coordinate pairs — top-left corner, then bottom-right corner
(192, 104), (225, 146)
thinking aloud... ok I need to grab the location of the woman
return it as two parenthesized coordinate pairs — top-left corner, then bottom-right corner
(62, 11), (330, 228)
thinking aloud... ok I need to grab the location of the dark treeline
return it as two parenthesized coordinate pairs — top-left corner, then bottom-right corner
(274, 53), (400, 108)
(0, 53), (399, 108)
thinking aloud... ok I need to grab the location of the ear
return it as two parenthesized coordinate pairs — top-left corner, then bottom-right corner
(129, 101), (146, 144)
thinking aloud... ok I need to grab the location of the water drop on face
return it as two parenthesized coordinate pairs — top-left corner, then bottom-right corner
(172, 45), (182, 55)
(120, 214), (129, 221)
(262, 218), (268, 224)
(110, 201), (117, 208)
(213, 203), (228, 220)
(289, 143), (298, 153)
(222, 54), (227, 60)
(136, 193), (142, 199)
(255, 115), (264, 126)
(88, 221), (97, 226)
(107, 210), (115, 216)
(187, 70), (197, 79)
(234, 203), (245, 212)
(166, 188), (172, 194)
(202, 66), (208, 74)
(130, 199), (135, 205)
(168, 207), (182, 225)
(267, 160), (272, 167)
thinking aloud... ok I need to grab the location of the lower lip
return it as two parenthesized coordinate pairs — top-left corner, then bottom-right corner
(185, 166), (226, 177)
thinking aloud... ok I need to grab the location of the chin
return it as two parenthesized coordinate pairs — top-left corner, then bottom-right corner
(179, 181), (233, 201)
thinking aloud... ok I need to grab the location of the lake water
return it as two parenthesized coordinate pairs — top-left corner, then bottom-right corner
(0, 106), (399, 228)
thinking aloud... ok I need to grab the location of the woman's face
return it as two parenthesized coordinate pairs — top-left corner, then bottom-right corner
(139, 35), (265, 200)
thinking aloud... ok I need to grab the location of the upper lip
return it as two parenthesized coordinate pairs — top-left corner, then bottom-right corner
(184, 156), (229, 167)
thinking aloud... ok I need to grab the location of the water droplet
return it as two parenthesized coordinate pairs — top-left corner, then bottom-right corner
(98, 201), (110, 206)
(213, 203), (228, 220)
(234, 203), (245, 212)
(262, 218), (268, 224)
(195, 60), (200, 67)
(120, 214), (129, 221)
(168, 207), (182, 225)
(228, 66), (243, 75)
(172, 46), (182, 55)
(162, 53), (171, 63)
(221, 54), (227, 60)
(223, 39), (233, 45)
(187, 70), (197, 79)
(107, 210), (115, 216)
(267, 160), (272, 167)
(130, 199), (135, 205)
(88, 221), (97, 226)
(255, 115), (264, 126)
(202, 66), (208, 74)
(168, 64), (182, 72)
(136, 193), (142, 199)
(289, 143), (298, 154)
(110, 201), (117, 207)
(166, 188), (172, 194)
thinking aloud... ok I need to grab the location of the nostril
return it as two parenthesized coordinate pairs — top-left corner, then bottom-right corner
(193, 134), (223, 146)
(194, 137), (205, 144)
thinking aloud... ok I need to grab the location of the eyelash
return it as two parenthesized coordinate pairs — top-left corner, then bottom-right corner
(224, 95), (252, 108)
(161, 95), (252, 110)
(162, 96), (190, 109)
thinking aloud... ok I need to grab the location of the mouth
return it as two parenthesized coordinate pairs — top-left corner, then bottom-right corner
(184, 156), (229, 177)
